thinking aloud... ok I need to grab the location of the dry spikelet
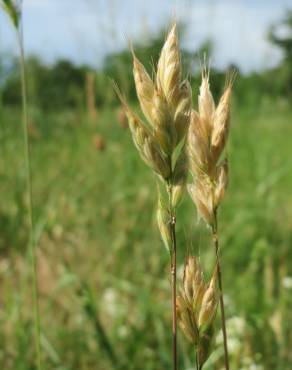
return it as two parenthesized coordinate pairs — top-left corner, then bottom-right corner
(132, 53), (155, 123)
(157, 23), (181, 106)
(126, 107), (170, 179)
(188, 111), (210, 174)
(156, 194), (172, 252)
(151, 90), (173, 154)
(188, 65), (235, 225)
(177, 295), (198, 342)
(198, 269), (218, 331)
(182, 256), (205, 313)
(188, 179), (214, 226)
(116, 23), (191, 190)
(171, 150), (188, 207)
(198, 67), (215, 133)
(214, 159), (229, 209)
(174, 80), (192, 145)
(177, 256), (218, 368)
(113, 83), (170, 179)
(211, 73), (235, 162)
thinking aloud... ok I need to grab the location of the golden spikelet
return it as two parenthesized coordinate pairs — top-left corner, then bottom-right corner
(115, 24), (192, 247)
(188, 178), (214, 226)
(116, 23), (191, 189)
(174, 80), (192, 145)
(156, 24), (181, 106)
(198, 269), (218, 330)
(132, 53), (155, 123)
(156, 193), (172, 252)
(211, 75), (234, 163)
(177, 256), (218, 369)
(198, 68), (215, 133)
(188, 66), (235, 226)
(171, 149), (188, 207)
(214, 159), (229, 209)
(126, 104), (170, 179)
(182, 256), (206, 313)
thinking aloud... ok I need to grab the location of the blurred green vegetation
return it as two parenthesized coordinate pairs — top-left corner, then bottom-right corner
(0, 12), (292, 370)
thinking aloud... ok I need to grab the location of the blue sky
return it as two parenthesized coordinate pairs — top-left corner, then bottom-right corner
(0, 0), (291, 72)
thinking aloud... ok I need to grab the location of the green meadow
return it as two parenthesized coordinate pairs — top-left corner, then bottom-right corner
(1, 99), (292, 369)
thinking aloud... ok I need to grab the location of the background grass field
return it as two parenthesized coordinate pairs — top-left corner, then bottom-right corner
(0, 98), (292, 369)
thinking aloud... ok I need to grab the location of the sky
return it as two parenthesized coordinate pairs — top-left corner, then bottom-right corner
(0, 0), (291, 73)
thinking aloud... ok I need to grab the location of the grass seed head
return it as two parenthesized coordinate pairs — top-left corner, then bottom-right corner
(177, 256), (218, 366)
(188, 65), (235, 225)
(116, 23), (191, 190)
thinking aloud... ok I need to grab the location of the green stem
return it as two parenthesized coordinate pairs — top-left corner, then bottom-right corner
(195, 348), (200, 370)
(17, 25), (42, 370)
(212, 211), (229, 370)
(168, 182), (177, 370)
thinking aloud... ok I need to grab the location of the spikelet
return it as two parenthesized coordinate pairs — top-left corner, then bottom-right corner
(157, 24), (181, 107)
(171, 149), (188, 207)
(188, 110), (211, 174)
(156, 193), (172, 252)
(117, 23), (191, 189)
(198, 269), (218, 331)
(116, 24), (191, 260)
(182, 256), (206, 313)
(198, 68), (215, 134)
(188, 178), (214, 227)
(151, 89), (173, 154)
(177, 295), (198, 343)
(125, 105), (170, 180)
(214, 159), (229, 209)
(188, 65), (235, 226)
(174, 80), (192, 145)
(132, 53), (155, 124)
(211, 74), (234, 162)
(177, 256), (218, 369)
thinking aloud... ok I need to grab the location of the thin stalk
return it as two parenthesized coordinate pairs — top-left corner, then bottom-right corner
(195, 347), (200, 370)
(168, 182), (177, 370)
(212, 211), (229, 370)
(17, 25), (42, 370)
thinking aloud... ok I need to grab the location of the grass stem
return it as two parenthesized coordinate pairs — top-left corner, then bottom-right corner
(17, 25), (42, 370)
(195, 347), (200, 370)
(212, 212), (229, 370)
(168, 183), (177, 370)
